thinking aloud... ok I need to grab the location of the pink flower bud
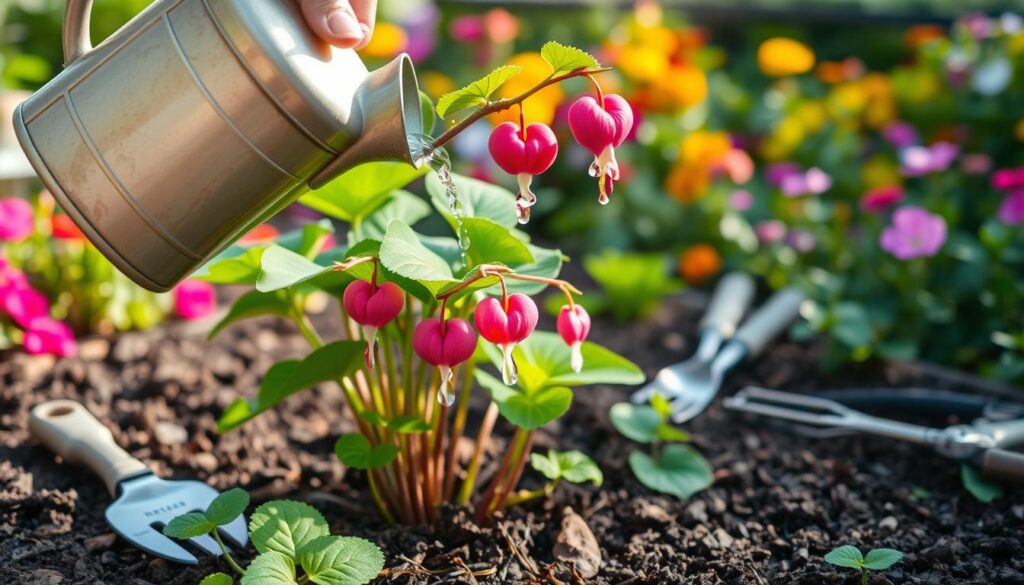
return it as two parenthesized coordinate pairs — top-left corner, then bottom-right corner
(557, 305), (591, 373)
(474, 293), (538, 384)
(1, 285), (50, 328)
(568, 94), (634, 205)
(23, 317), (77, 357)
(0, 198), (35, 241)
(173, 280), (217, 321)
(413, 317), (478, 405)
(343, 280), (405, 368)
(488, 121), (559, 223)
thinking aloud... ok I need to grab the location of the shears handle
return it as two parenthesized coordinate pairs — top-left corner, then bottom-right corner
(980, 449), (1024, 487)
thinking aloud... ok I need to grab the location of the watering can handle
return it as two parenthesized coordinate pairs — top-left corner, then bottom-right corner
(63, 0), (95, 66)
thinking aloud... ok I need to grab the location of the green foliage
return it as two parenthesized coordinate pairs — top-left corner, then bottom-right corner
(299, 162), (427, 224)
(825, 544), (903, 583)
(583, 251), (682, 321)
(162, 512), (214, 539)
(435, 65), (522, 119)
(199, 574), (233, 585)
(540, 41), (600, 76)
(205, 488), (250, 526)
(241, 552), (296, 585)
(218, 342), (365, 431)
(250, 501), (330, 559)
(628, 445), (713, 499)
(297, 536), (385, 585)
(426, 172), (518, 228)
(209, 291), (291, 340)
(961, 464), (1003, 503)
(334, 434), (399, 470)
(475, 369), (572, 430)
(609, 399), (689, 444)
(530, 450), (603, 486)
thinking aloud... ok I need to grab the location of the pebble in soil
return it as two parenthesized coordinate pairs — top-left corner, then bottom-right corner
(0, 294), (1022, 584)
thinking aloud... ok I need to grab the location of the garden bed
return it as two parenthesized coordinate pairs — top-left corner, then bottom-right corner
(1, 293), (1022, 585)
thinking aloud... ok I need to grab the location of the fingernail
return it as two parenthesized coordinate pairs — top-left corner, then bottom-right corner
(327, 10), (362, 40)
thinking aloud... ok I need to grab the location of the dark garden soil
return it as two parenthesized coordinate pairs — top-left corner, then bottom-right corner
(2, 291), (1023, 585)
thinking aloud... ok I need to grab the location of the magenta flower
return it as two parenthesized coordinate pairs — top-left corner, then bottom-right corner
(489, 121), (559, 222)
(901, 143), (959, 177)
(755, 220), (786, 244)
(781, 167), (831, 197)
(173, 280), (217, 321)
(998, 190), (1024, 225)
(413, 317), (478, 404)
(23, 317), (77, 357)
(474, 293), (538, 385)
(882, 122), (919, 149)
(568, 94), (634, 205)
(0, 198), (34, 241)
(765, 162), (801, 187)
(556, 305), (591, 373)
(860, 185), (905, 213)
(786, 229), (816, 253)
(880, 206), (947, 260)
(0, 258), (28, 290)
(729, 190), (753, 212)
(343, 280), (405, 368)
(992, 167), (1024, 191)
(1, 285), (50, 328)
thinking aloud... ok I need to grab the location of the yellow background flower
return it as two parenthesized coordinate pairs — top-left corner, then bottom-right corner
(358, 22), (407, 60)
(758, 38), (815, 77)
(489, 53), (565, 127)
(678, 244), (722, 285)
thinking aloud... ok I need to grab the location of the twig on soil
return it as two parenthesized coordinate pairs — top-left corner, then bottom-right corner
(747, 561), (769, 585)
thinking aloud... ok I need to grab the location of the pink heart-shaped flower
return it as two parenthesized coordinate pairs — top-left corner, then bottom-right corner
(343, 280), (405, 328)
(473, 293), (538, 346)
(568, 94), (633, 158)
(413, 317), (478, 367)
(488, 122), (559, 176)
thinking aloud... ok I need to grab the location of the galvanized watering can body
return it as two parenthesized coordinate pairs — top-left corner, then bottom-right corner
(15, 0), (423, 292)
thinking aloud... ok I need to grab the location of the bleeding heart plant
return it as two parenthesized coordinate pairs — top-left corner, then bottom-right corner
(199, 41), (644, 527)
(568, 92), (634, 204)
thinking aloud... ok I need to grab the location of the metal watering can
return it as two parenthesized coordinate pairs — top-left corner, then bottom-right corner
(14, 0), (423, 292)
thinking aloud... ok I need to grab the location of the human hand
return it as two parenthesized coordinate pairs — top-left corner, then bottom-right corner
(299, 0), (377, 50)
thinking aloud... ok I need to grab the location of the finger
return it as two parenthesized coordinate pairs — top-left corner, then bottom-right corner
(299, 0), (366, 49)
(347, 0), (378, 50)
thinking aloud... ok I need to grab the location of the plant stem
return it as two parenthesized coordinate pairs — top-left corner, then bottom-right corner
(443, 362), (475, 500)
(458, 402), (499, 504)
(861, 568), (868, 585)
(431, 66), (613, 151)
(437, 264), (581, 302)
(211, 530), (246, 576)
(493, 430), (535, 514)
(506, 479), (558, 507)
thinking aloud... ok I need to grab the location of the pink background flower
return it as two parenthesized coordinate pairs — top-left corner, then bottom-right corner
(23, 318), (78, 357)
(0, 198), (34, 241)
(998, 190), (1024, 225)
(880, 206), (947, 259)
(173, 280), (217, 320)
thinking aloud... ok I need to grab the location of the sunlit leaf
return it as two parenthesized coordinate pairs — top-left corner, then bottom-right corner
(436, 65), (522, 119)
(334, 434), (398, 469)
(249, 501), (328, 560)
(628, 445), (713, 499)
(299, 535), (384, 585)
(475, 370), (572, 430)
(824, 545), (865, 569)
(540, 41), (600, 75)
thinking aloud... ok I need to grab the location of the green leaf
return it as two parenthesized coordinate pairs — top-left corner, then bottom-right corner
(199, 574), (233, 585)
(650, 394), (672, 421)
(334, 434), (399, 469)
(388, 416), (432, 433)
(209, 290), (291, 339)
(249, 501), (329, 560)
(256, 245), (331, 293)
(297, 220), (335, 260)
(162, 512), (214, 539)
(419, 90), (436, 135)
(657, 424), (691, 443)
(241, 552), (297, 585)
(357, 190), (430, 241)
(378, 220), (455, 300)
(436, 65), (522, 119)
(609, 403), (662, 444)
(530, 450), (602, 486)
(204, 487), (250, 526)
(824, 545), (865, 569)
(218, 341), (365, 431)
(502, 246), (565, 296)
(961, 464), (1003, 503)
(584, 252), (681, 320)
(862, 548), (903, 570)
(197, 247), (266, 285)
(460, 217), (534, 268)
(426, 172), (518, 228)
(484, 332), (644, 394)
(628, 445), (713, 499)
(299, 535), (385, 585)
(540, 41), (600, 75)
(301, 162), (427, 223)
(832, 302), (873, 348)
(475, 370), (572, 430)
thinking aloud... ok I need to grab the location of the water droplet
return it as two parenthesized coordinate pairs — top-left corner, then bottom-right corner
(436, 365), (456, 406)
(598, 193), (610, 206)
(516, 199), (531, 225)
(411, 134), (470, 266)
(500, 345), (519, 386)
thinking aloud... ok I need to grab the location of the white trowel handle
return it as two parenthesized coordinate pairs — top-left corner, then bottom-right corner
(29, 400), (150, 497)
(700, 272), (756, 337)
(733, 287), (806, 358)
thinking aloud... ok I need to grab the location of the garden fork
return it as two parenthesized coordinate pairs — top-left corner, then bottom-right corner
(632, 280), (805, 424)
(30, 400), (248, 564)
(725, 386), (1024, 486)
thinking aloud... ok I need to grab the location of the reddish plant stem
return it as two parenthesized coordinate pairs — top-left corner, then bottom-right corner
(443, 363), (475, 500)
(475, 430), (519, 523)
(493, 431), (535, 514)
(458, 402), (499, 504)
(430, 67), (613, 152)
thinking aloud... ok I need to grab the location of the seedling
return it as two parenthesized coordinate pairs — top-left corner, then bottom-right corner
(824, 545), (903, 585)
(506, 449), (604, 506)
(609, 394), (712, 498)
(163, 488), (384, 585)
(197, 43), (646, 525)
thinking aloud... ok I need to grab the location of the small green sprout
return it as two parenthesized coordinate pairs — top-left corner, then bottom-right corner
(609, 394), (712, 499)
(163, 488), (384, 585)
(507, 449), (603, 506)
(824, 545), (903, 585)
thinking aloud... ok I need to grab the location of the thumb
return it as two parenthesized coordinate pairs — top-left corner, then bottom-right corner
(299, 0), (371, 49)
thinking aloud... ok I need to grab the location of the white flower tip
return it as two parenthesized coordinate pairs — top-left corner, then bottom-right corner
(570, 342), (584, 373)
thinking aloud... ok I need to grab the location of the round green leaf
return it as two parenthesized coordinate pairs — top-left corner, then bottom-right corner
(862, 548), (903, 570)
(609, 403), (662, 444)
(334, 434), (399, 469)
(249, 501), (329, 560)
(435, 65), (522, 119)
(241, 552), (297, 585)
(475, 370), (572, 430)
(425, 171), (517, 228)
(961, 464), (1003, 503)
(824, 545), (865, 569)
(205, 487), (250, 527)
(530, 451), (563, 481)
(162, 512), (214, 539)
(299, 535), (385, 585)
(628, 445), (713, 499)
(199, 573), (233, 585)
(552, 450), (603, 486)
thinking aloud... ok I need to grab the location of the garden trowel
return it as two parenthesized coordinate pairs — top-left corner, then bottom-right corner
(29, 400), (248, 564)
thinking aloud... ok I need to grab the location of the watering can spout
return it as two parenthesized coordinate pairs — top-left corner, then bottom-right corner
(310, 54), (425, 189)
